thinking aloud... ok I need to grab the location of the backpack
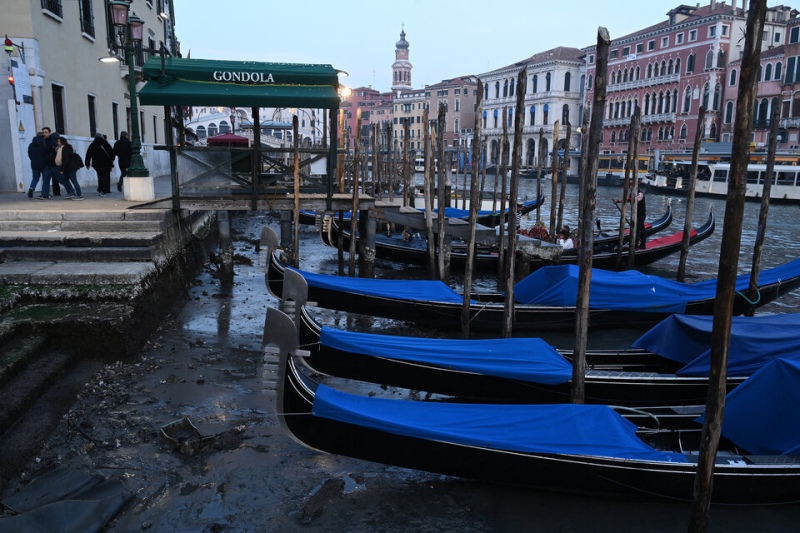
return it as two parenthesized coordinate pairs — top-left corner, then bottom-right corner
(71, 152), (84, 169)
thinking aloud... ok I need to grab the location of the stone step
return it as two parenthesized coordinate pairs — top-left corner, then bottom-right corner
(0, 219), (166, 233)
(0, 335), (49, 389)
(0, 208), (173, 223)
(0, 246), (156, 263)
(0, 261), (157, 285)
(0, 347), (76, 434)
(0, 231), (162, 248)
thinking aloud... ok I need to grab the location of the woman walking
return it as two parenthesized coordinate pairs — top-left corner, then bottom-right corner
(85, 132), (115, 196)
(56, 137), (85, 200)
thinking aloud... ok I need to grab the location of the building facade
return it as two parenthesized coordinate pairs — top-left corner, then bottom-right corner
(1, 0), (176, 193)
(583, 1), (797, 167)
(477, 46), (585, 174)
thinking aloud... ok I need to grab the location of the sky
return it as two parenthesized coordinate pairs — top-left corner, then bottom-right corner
(172, 0), (711, 91)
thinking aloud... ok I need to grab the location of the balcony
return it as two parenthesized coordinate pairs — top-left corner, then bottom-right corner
(780, 117), (800, 129)
(607, 73), (681, 93)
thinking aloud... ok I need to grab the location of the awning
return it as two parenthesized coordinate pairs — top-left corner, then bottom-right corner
(138, 57), (342, 108)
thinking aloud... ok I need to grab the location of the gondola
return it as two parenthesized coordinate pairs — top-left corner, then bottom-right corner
(327, 204), (699, 271)
(264, 246), (800, 332)
(272, 321), (800, 504)
(267, 306), (761, 409)
(305, 193), (545, 229)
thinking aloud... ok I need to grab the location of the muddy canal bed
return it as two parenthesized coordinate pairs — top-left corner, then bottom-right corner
(2, 212), (799, 532)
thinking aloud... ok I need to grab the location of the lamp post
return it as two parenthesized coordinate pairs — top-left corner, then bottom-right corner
(230, 109), (236, 135)
(108, 1), (149, 182)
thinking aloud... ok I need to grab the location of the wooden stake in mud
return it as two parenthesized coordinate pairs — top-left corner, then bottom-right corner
(422, 109), (436, 276)
(615, 112), (637, 269)
(292, 116), (301, 267)
(462, 82), (484, 337)
(502, 68), (527, 338)
(626, 107), (642, 270)
(556, 121), (571, 236)
(496, 108), (510, 287)
(746, 104), (779, 315)
(348, 109), (362, 276)
(536, 128), (545, 225)
(548, 121), (560, 241)
(403, 118), (411, 207)
(436, 103), (450, 282)
(573, 27), (609, 404)
(677, 106), (706, 282)
(689, 2), (767, 530)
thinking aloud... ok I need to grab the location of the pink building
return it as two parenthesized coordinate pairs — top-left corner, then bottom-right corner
(583, 1), (797, 166)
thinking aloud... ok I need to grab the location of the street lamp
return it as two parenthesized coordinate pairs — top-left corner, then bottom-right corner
(230, 109), (236, 135)
(107, 0), (148, 180)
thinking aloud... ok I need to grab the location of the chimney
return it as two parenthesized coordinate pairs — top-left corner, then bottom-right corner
(711, 0), (716, 11)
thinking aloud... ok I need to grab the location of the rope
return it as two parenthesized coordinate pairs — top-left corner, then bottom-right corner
(736, 289), (761, 305)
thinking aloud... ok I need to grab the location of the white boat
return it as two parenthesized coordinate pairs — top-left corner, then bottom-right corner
(643, 161), (800, 204)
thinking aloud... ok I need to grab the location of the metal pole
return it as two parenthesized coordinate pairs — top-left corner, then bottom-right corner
(126, 33), (148, 178)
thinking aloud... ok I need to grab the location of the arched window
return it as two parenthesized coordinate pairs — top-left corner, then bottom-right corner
(702, 83), (710, 109)
(494, 81), (500, 99)
(623, 69), (628, 83)
(758, 98), (769, 125)
(611, 131), (616, 143)
(675, 58), (681, 73)
(705, 50), (714, 69)
(680, 123), (688, 140)
(724, 101), (734, 124)
(503, 79), (509, 97)
(672, 89), (678, 112)
(635, 66), (641, 80)
(545, 72), (552, 91)
(532, 75), (538, 93)
(564, 72), (571, 91)
(510, 79), (515, 97)
(196, 125), (207, 139)
(687, 54), (695, 73)
(668, 60), (674, 75)
(647, 63), (653, 78)
(641, 127), (648, 142)
(493, 108), (499, 128)
(543, 104), (549, 124)
(529, 105), (536, 126)
(776, 62), (783, 80)
(484, 83), (489, 96)
(587, 74), (592, 90)
(718, 49), (726, 68)
(709, 122), (716, 139)
(658, 91), (664, 114)
(614, 101), (620, 119)
(765, 63), (773, 81)
(729, 69), (738, 86)
(713, 83), (721, 110)
(562, 104), (569, 124)
(645, 93), (651, 115)
(508, 107), (513, 127)
(660, 61), (667, 76)
(482, 110), (487, 129)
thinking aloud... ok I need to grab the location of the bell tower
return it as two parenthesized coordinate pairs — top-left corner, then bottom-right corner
(391, 27), (412, 91)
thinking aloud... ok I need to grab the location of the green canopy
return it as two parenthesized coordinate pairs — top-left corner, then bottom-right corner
(138, 57), (342, 108)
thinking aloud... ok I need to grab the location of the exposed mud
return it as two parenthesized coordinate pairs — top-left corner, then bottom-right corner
(2, 211), (799, 532)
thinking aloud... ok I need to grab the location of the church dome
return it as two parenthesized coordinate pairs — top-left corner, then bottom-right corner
(396, 30), (409, 49)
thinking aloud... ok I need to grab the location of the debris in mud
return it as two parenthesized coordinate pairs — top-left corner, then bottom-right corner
(159, 417), (247, 456)
(297, 478), (345, 525)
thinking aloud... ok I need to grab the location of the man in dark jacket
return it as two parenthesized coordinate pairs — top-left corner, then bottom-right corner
(38, 127), (62, 199)
(85, 132), (115, 196)
(27, 132), (46, 198)
(113, 131), (132, 192)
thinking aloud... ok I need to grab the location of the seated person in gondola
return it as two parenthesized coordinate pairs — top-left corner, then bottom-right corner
(557, 226), (574, 251)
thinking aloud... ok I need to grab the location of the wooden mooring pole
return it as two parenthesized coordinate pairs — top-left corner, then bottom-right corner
(689, 1), (766, 529)
(677, 106), (705, 282)
(461, 82), (483, 338)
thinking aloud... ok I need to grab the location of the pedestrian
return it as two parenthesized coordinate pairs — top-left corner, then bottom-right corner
(634, 181), (647, 250)
(27, 131), (46, 199)
(113, 131), (132, 193)
(38, 127), (62, 199)
(56, 137), (85, 200)
(85, 132), (115, 196)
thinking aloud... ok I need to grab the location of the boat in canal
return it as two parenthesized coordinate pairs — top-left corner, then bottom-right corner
(267, 306), (797, 408)
(273, 320), (800, 504)
(265, 247), (800, 332)
(642, 162), (800, 204)
(324, 205), (708, 272)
